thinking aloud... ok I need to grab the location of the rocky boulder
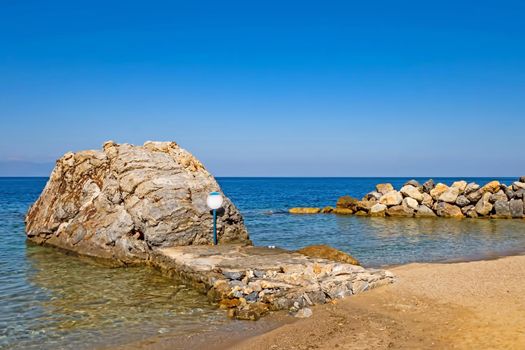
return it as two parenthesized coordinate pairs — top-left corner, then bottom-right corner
(434, 202), (464, 218)
(386, 204), (414, 217)
(370, 203), (387, 216)
(451, 180), (467, 193)
(379, 191), (403, 206)
(422, 179), (435, 193)
(25, 141), (250, 263)
(400, 185), (423, 202)
(415, 205), (436, 217)
(509, 199), (524, 218)
(430, 183), (449, 200)
(493, 200), (511, 218)
(438, 188), (460, 203)
(376, 183), (394, 195)
(464, 182), (480, 194)
(482, 180), (501, 193)
(475, 192), (493, 216)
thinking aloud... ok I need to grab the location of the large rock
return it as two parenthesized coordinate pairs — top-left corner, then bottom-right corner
(451, 180), (468, 193)
(490, 190), (508, 204)
(25, 141), (250, 263)
(421, 193), (434, 207)
(455, 195), (471, 207)
(379, 190), (403, 206)
(430, 183), (449, 200)
(509, 199), (524, 218)
(400, 185), (423, 202)
(403, 197), (419, 210)
(415, 205), (436, 217)
(422, 179), (435, 193)
(475, 192), (493, 216)
(513, 182), (525, 191)
(520, 176), (525, 183)
(434, 202), (463, 218)
(482, 180), (501, 193)
(386, 204), (414, 217)
(369, 203), (387, 216)
(404, 179), (421, 188)
(464, 182), (480, 195)
(438, 188), (460, 203)
(466, 189), (483, 203)
(493, 200), (511, 218)
(376, 183), (394, 195)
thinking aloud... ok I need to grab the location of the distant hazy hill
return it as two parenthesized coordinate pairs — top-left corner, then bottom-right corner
(0, 161), (54, 177)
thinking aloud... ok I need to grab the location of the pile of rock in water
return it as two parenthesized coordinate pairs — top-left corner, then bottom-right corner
(290, 177), (525, 219)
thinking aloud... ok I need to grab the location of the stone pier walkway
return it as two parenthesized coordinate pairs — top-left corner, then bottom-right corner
(152, 245), (395, 320)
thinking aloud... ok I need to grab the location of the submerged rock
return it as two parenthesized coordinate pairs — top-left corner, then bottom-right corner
(25, 141), (250, 263)
(289, 207), (321, 214)
(296, 244), (360, 266)
(336, 196), (359, 210)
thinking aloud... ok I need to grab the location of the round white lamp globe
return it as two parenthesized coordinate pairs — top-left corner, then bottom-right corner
(207, 192), (224, 210)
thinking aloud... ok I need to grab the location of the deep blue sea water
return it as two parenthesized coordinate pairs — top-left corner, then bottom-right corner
(1, 176), (525, 349)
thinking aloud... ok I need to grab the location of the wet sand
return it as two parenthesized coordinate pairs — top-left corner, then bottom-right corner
(114, 255), (525, 350)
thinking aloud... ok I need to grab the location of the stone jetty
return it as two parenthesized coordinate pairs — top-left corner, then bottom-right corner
(25, 141), (394, 320)
(290, 177), (525, 219)
(152, 245), (393, 320)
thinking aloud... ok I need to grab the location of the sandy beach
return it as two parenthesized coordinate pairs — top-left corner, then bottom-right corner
(223, 254), (525, 350)
(114, 254), (525, 350)
(228, 256), (525, 349)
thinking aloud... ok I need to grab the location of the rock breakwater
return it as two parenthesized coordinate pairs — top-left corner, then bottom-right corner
(290, 177), (525, 219)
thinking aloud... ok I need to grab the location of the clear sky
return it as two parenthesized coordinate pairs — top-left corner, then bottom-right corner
(1, 1), (524, 176)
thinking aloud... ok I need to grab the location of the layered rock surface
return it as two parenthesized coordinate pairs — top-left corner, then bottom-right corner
(154, 245), (394, 320)
(25, 141), (250, 263)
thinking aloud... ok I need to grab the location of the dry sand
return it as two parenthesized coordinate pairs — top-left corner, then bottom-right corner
(225, 255), (525, 350)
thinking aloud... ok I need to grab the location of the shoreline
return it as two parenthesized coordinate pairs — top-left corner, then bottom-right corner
(113, 252), (525, 349)
(224, 253), (525, 349)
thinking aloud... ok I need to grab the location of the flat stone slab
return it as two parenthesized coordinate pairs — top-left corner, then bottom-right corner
(153, 245), (395, 320)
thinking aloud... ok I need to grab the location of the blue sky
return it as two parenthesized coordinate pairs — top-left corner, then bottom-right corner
(1, 0), (524, 176)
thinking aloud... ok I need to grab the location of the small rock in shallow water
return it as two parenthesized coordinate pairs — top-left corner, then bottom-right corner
(294, 308), (313, 318)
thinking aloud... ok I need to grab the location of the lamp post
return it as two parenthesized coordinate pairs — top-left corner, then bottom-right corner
(206, 192), (224, 245)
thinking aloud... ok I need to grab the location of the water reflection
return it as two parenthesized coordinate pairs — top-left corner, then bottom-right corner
(0, 244), (227, 350)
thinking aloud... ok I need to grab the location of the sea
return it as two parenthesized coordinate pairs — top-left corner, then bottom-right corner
(1, 177), (524, 349)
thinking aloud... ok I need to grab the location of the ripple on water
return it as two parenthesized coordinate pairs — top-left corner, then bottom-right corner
(2, 177), (525, 349)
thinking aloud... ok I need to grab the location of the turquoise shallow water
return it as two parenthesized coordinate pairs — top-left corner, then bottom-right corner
(1, 176), (525, 349)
